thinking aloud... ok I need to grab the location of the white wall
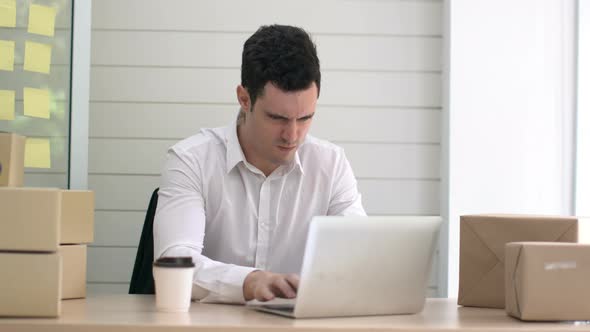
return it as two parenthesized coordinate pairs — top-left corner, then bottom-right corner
(577, 0), (590, 216)
(88, 0), (444, 294)
(443, 0), (576, 298)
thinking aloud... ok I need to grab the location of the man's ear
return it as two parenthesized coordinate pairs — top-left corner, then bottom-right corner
(236, 85), (251, 113)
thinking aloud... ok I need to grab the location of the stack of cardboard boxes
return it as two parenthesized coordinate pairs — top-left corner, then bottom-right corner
(0, 132), (94, 317)
(458, 214), (590, 321)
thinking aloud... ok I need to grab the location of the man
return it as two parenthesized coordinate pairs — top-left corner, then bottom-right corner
(153, 25), (366, 304)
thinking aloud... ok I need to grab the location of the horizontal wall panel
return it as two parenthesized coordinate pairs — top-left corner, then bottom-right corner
(88, 247), (137, 283)
(90, 31), (243, 68)
(358, 179), (439, 215)
(87, 283), (130, 294)
(93, 211), (444, 249)
(323, 71), (441, 107)
(90, 175), (439, 215)
(318, 35), (442, 71)
(315, 108), (441, 143)
(90, 67), (441, 107)
(89, 67), (237, 103)
(87, 247), (439, 287)
(89, 103), (235, 139)
(94, 211), (145, 247)
(89, 139), (440, 179)
(89, 103), (441, 143)
(88, 139), (170, 175)
(91, 31), (441, 71)
(344, 143), (440, 179)
(89, 175), (160, 211)
(92, 0), (442, 36)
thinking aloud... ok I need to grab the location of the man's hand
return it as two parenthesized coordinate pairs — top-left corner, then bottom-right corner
(243, 271), (300, 301)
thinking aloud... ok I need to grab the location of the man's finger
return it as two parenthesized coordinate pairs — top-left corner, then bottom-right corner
(256, 286), (276, 301)
(285, 274), (300, 290)
(272, 277), (297, 298)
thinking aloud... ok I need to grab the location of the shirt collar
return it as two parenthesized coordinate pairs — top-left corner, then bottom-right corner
(225, 120), (245, 174)
(291, 148), (304, 175)
(225, 120), (305, 176)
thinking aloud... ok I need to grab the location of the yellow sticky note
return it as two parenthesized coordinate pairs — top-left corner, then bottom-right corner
(0, 0), (16, 28)
(0, 90), (15, 120)
(0, 40), (15, 71)
(28, 4), (56, 37)
(25, 138), (51, 168)
(24, 41), (52, 74)
(23, 87), (50, 119)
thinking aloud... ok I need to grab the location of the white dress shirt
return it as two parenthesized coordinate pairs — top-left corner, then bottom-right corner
(153, 120), (366, 303)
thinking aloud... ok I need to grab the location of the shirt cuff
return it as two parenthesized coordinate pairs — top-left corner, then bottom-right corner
(199, 265), (258, 304)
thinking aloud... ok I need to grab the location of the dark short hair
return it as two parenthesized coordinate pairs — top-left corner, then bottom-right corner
(241, 25), (321, 108)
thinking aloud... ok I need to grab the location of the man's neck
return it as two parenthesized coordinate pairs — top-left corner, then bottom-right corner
(236, 124), (277, 177)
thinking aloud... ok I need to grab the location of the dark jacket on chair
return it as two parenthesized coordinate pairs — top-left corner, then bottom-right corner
(128, 188), (159, 294)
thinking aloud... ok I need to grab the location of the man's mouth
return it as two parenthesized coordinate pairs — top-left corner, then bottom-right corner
(277, 146), (296, 151)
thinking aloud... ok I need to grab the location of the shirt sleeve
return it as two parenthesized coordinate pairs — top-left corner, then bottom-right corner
(153, 148), (257, 304)
(327, 148), (367, 216)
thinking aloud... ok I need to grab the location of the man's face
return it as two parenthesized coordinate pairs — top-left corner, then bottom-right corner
(237, 82), (317, 175)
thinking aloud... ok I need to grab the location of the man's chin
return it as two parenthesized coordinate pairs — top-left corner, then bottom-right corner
(271, 153), (296, 166)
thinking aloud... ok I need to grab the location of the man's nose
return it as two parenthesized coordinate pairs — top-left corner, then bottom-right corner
(281, 120), (298, 143)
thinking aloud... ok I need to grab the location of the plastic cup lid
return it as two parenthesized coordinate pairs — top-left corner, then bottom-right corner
(153, 256), (195, 268)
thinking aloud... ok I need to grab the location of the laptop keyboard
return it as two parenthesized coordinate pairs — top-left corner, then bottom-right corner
(265, 306), (295, 313)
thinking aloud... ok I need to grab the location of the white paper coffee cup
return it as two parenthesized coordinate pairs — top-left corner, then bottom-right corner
(153, 257), (195, 312)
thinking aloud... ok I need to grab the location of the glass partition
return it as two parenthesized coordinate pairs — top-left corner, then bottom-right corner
(0, 0), (72, 188)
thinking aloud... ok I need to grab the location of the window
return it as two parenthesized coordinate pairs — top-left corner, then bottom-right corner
(0, 0), (73, 188)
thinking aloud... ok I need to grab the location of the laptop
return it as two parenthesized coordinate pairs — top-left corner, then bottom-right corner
(246, 215), (442, 318)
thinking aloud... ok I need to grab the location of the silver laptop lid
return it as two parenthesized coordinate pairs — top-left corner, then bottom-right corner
(292, 216), (442, 318)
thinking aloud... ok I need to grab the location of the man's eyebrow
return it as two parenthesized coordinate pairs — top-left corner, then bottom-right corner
(264, 110), (315, 120)
(264, 111), (289, 120)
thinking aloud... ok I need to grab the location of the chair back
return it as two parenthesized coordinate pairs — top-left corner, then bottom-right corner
(128, 188), (159, 294)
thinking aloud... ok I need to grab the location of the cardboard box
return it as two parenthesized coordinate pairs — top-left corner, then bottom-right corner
(59, 244), (87, 299)
(61, 190), (95, 244)
(458, 214), (577, 308)
(505, 242), (590, 321)
(0, 132), (25, 187)
(0, 187), (94, 251)
(0, 252), (61, 317)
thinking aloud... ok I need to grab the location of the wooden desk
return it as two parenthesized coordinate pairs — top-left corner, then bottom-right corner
(1, 295), (589, 332)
